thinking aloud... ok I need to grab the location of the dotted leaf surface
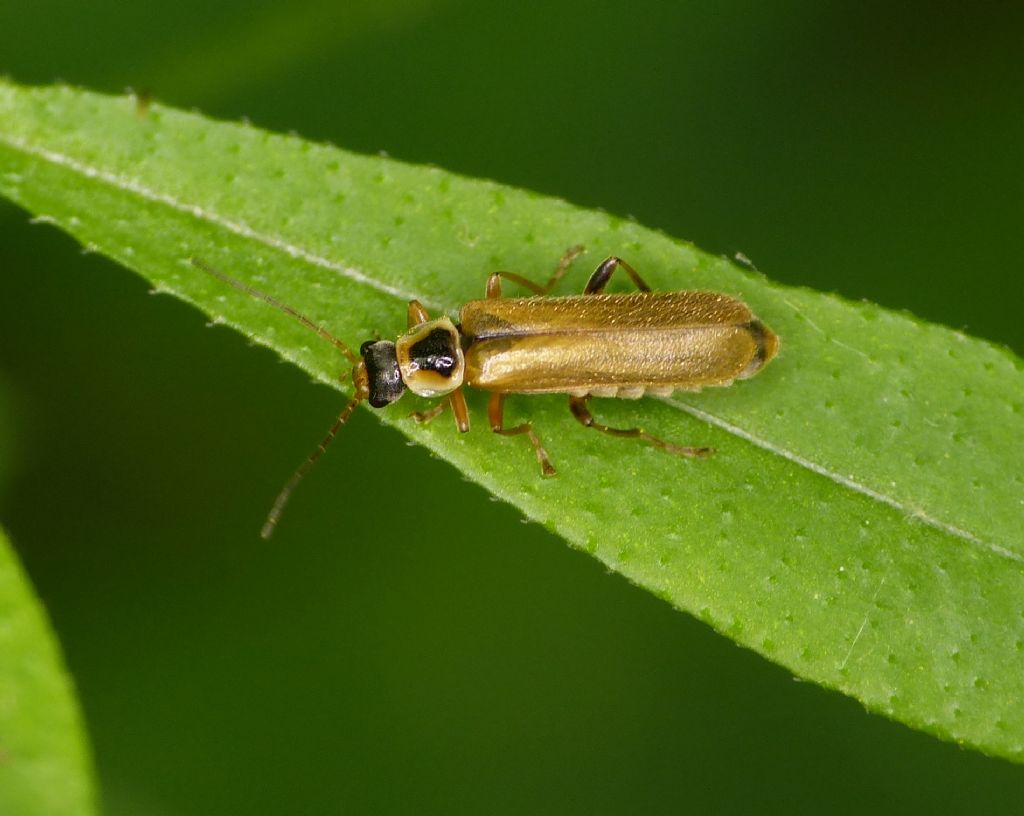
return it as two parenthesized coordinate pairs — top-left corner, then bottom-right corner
(1, 82), (1022, 761)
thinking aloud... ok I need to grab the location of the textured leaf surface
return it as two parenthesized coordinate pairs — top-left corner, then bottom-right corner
(0, 525), (97, 815)
(1, 81), (1022, 761)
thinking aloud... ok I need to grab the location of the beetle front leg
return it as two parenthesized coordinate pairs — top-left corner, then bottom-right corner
(409, 401), (448, 425)
(488, 393), (556, 476)
(568, 395), (714, 458)
(409, 388), (470, 433)
(408, 299), (430, 327)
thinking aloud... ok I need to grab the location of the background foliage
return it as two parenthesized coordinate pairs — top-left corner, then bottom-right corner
(1, 1), (1022, 813)
(0, 526), (95, 816)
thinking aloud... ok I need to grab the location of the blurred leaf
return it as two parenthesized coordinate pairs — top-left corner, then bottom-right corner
(0, 376), (13, 495)
(140, 0), (440, 105)
(0, 525), (97, 815)
(1, 81), (1022, 762)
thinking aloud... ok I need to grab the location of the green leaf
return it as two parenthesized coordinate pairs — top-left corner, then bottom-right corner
(1, 80), (1022, 762)
(0, 525), (98, 815)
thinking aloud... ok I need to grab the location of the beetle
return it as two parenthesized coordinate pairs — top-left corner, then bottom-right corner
(193, 247), (778, 537)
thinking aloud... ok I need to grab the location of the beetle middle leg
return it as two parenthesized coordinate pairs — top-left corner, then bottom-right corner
(488, 393), (556, 476)
(485, 244), (585, 298)
(568, 395), (714, 458)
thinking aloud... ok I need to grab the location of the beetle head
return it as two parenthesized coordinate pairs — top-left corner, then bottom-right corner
(358, 339), (406, 408)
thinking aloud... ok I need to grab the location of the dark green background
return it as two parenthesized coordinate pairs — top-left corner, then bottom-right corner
(2, 1), (1023, 813)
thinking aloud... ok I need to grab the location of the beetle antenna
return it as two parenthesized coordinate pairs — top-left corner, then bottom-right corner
(261, 391), (364, 539)
(191, 257), (361, 365)
(190, 257), (370, 536)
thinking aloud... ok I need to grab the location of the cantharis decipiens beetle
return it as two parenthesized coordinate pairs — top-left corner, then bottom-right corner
(193, 247), (778, 537)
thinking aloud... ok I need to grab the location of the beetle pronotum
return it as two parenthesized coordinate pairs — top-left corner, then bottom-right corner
(193, 247), (778, 537)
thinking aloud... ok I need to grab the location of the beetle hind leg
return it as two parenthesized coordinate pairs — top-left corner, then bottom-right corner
(584, 257), (652, 294)
(488, 393), (556, 476)
(568, 396), (714, 458)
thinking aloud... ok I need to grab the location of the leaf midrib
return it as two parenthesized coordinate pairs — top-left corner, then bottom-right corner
(666, 397), (1019, 565)
(0, 127), (446, 310)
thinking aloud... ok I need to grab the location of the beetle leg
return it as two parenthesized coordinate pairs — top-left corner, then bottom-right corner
(449, 387), (470, 433)
(568, 395), (714, 458)
(408, 299), (430, 327)
(409, 389), (470, 433)
(409, 401), (448, 425)
(485, 244), (585, 298)
(584, 257), (652, 294)
(488, 393), (556, 476)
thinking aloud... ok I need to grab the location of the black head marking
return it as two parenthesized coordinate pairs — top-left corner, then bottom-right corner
(408, 327), (458, 379)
